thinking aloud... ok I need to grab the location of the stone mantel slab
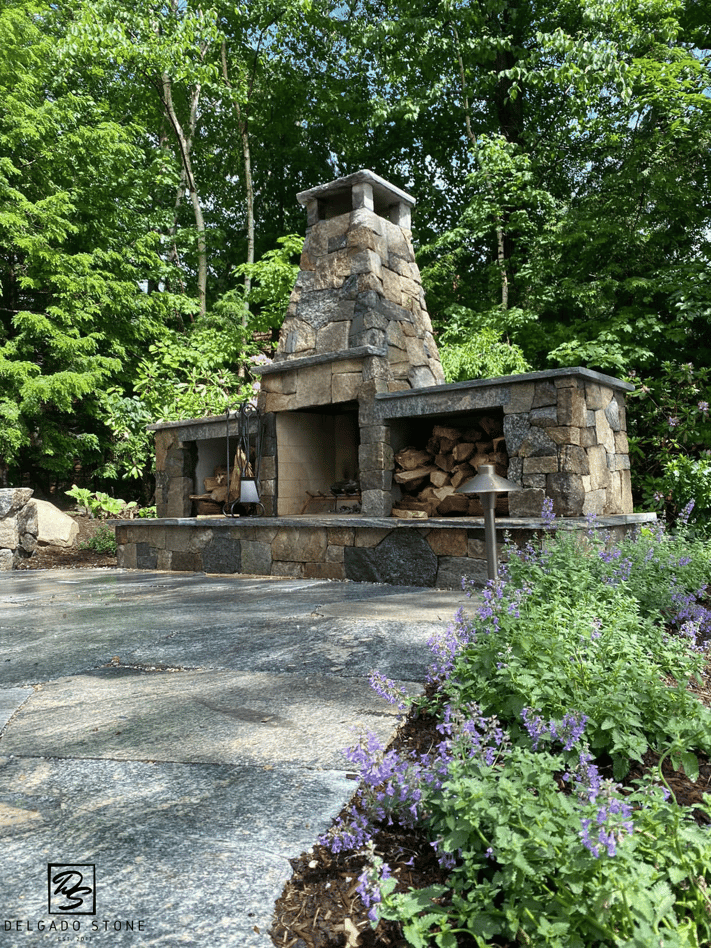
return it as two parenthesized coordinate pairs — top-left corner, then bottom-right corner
(116, 512), (655, 533)
(148, 413), (258, 440)
(253, 345), (388, 376)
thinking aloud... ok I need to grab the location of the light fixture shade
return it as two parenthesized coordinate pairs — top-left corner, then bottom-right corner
(239, 479), (260, 503)
(456, 463), (522, 496)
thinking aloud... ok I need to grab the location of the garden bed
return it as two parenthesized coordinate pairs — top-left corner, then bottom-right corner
(271, 678), (711, 948)
(15, 512), (118, 570)
(271, 511), (711, 948)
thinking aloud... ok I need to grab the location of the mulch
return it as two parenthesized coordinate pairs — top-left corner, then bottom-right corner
(14, 513), (119, 570)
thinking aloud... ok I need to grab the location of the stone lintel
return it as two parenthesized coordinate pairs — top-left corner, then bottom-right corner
(252, 346), (387, 376)
(375, 367), (633, 412)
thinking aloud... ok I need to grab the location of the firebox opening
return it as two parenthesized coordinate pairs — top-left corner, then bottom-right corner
(276, 408), (359, 515)
(191, 435), (260, 516)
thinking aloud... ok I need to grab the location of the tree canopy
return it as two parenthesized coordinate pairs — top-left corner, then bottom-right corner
(1, 0), (709, 498)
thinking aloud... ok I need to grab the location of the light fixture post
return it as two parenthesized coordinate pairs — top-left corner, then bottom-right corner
(456, 463), (521, 582)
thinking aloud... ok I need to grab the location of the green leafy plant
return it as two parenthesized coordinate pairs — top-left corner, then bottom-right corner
(227, 233), (302, 334)
(452, 530), (711, 779)
(324, 516), (711, 947)
(65, 485), (137, 519)
(79, 524), (117, 555)
(378, 741), (711, 948)
(438, 326), (530, 383)
(626, 362), (711, 527)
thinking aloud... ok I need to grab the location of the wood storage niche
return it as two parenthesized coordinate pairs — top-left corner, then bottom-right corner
(390, 410), (509, 518)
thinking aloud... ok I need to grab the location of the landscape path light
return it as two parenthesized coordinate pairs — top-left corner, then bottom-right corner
(456, 463), (521, 582)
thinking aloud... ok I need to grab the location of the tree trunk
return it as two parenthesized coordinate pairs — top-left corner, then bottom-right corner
(221, 40), (255, 328)
(453, 27), (509, 310)
(161, 72), (207, 317)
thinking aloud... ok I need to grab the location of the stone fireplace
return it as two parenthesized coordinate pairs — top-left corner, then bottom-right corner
(117, 170), (653, 586)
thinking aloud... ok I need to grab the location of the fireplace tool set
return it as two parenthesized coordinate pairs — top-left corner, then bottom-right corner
(223, 402), (264, 517)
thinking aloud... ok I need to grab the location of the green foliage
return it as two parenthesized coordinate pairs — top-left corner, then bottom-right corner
(65, 485), (137, 519)
(341, 522), (711, 946)
(230, 234), (302, 334)
(381, 744), (711, 948)
(454, 530), (711, 778)
(438, 326), (530, 383)
(0, 0), (194, 484)
(133, 316), (258, 424)
(662, 457), (711, 528)
(626, 362), (711, 524)
(362, 0), (711, 374)
(79, 523), (117, 555)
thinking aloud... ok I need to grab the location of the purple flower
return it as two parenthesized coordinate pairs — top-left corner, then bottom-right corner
(521, 708), (588, 751)
(426, 607), (476, 682)
(567, 751), (633, 858)
(668, 416), (680, 428)
(698, 400), (709, 416)
(541, 496), (556, 527)
(369, 672), (408, 711)
(678, 499), (695, 526)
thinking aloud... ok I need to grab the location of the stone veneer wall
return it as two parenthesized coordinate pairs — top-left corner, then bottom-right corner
(115, 514), (654, 589)
(377, 368), (634, 518)
(254, 170), (445, 519)
(271, 204), (443, 391)
(151, 367), (634, 523)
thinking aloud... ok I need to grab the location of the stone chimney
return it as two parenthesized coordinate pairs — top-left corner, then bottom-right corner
(260, 169), (444, 413)
(255, 170), (445, 518)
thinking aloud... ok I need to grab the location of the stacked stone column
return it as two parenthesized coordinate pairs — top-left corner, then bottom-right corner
(504, 375), (632, 517)
(0, 489), (38, 569)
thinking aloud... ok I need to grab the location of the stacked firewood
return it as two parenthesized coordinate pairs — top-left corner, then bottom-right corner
(392, 420), (509, 519)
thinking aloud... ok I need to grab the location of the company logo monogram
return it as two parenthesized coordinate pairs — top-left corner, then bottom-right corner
(47, 865), (96, 915)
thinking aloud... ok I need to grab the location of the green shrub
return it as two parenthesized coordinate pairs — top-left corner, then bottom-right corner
(66, 486), (137, 519)
(330, 518), (711, 947)
(79, 524), (116, 555)
(627, 362), (711, 527)
(439, 327), (530, 383)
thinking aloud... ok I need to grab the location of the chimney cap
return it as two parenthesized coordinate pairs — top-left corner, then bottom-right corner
(297, 169), (415, 209)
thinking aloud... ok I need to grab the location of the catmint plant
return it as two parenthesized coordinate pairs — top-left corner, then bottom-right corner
(323, 504), (711, 944)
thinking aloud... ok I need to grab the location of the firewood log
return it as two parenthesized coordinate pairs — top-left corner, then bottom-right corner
(479, 416), (502, 436)
(452, 442), (475, 463)
(451, 463), (475, 489)
(437, 436), (459, 455)
(437, 492), (470, 515)
(430, 469), (452, 489)
(395, 465), (437, 485)
(432, 425), (462, 441)
(434, 453), (455, 472)
(394, 447), (434, 471)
